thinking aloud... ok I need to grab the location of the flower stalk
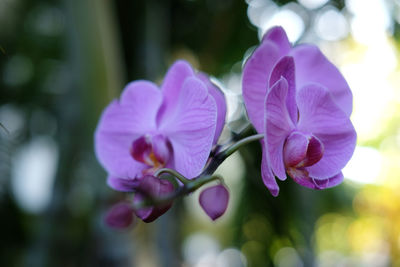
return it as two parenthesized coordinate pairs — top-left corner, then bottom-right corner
(221, 133), (264, 158)
(132, 133), (264, 210)
(155, 168), (191, 185)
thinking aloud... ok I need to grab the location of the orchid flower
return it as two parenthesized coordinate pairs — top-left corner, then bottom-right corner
(242, 27), (356, 196)
(95, 60), (226, 222)
(95, 60), (226, 190)
(96, 26), (358, 226)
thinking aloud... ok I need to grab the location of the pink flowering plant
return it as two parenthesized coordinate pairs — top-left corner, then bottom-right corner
(95, 27), (356, 227)
(242, 27), (356, 196)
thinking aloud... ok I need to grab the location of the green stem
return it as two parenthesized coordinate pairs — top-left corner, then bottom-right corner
(222, 133), (264, 158)
(203, 133), (264, 175)
(231, 122), (254, 141)
(132, 174), (222, 210)
(133, 132), (263, 210)
(185, 174), (222, 192)
(155, 168), (191, 185)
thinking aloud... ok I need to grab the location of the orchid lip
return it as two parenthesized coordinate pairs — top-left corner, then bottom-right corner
(130, 134), (172, 174)
(133, 175), (174, 223)
(283, 131), (324, 169)
(283, 131), (326, 189)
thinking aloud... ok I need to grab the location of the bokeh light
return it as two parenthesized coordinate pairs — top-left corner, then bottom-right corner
(2, 0), (400, 266)
(11, 136), (58, 213)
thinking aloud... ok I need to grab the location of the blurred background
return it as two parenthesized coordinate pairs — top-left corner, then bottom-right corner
(1, 0), (400, 266)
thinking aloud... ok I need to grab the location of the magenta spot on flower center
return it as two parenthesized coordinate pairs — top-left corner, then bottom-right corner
(283, 131), (324, 178)
(131, 134), (172, 174)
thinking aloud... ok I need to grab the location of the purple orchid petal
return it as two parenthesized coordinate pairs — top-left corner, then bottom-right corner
(312, 178), (329, 189)
(133, 175), (174, 223)
(96, 126), (147, 178)
(242, 26), (354, 193)
(158, 60), (195, 124)
(261, 143), (279, 197)
(269, 56), (297, 123)
(296, 84), (356, 179)
(283, 131), (309, 167)
(95, 81), (162, 178)
(288, 167), (315, 189)
(324, 172), (344, 188)
(95, 113), (147, 178)
(197, 72), (227, 144)
(105, 202), (134, 229)
(160, 77), (217, 178)
(291, 172), (344, 190)
(199, 184), (229, 221)
(262, 26), (291, 57)
(290, 44), (353, 116)
(243, 41), (280, 133)
(265, 77), (295, 180)
(151, 134), (172, 164)
(119, 81), (163, 131)
(107, 176), (141, 192)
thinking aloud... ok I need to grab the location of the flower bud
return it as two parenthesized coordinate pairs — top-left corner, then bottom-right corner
(105, 202), (134, 229)
(133, 175), (174, 223)
(199, 184), (229, 221)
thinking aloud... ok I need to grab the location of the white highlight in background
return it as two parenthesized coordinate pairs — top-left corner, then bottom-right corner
(298, 0), (329, 9)
(346, 0), (392, 45)
(11, 136), (58, 213)
(182, 233), (220, 266)
(343, 146), (382, 184)
(315, 7), (349, 41)
(259, 7), (305, 42)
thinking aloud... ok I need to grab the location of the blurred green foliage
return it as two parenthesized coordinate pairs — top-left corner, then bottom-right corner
(1, 0), (400, 266)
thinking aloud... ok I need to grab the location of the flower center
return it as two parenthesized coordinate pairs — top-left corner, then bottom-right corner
(283, 131), (324, 178)
(130, 134), (172, 175)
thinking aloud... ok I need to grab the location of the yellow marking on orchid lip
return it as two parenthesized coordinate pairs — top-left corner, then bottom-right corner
(143, 155), (154, 166)
(142, 150), (161, 167)
(141, 150), (166, 175)
(149, 151), (162, 168)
